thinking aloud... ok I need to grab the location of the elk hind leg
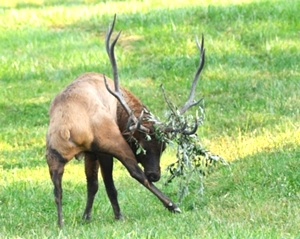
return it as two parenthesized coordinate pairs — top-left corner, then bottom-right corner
(98, 154), (122, 220)
(82, 152), (99, 221)
(46, 147), (67, 227)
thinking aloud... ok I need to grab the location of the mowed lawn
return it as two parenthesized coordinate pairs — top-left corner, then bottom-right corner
(0, 0), (299, 238)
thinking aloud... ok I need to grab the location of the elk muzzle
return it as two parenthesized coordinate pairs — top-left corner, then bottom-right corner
(145, 168), (161, 182)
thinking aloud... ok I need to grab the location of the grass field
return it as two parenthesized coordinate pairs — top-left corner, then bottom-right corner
(0, 0), (299, 238)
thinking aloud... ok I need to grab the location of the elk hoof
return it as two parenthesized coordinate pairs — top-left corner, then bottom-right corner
(82, 213), (92, 221)
(173, 207), (182, 213)
(166, 202), (181, 213)
(115, 213), (124, 220)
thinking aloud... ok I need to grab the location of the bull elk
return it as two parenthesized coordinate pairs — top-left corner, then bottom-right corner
(46, 14), (205, 227)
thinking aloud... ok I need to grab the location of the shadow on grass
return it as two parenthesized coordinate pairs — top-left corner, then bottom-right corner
(66, 1), (299, 72)
(0, 101), (49, 128)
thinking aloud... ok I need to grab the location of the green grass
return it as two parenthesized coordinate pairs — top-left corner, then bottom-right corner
(0, 0), (300, 238)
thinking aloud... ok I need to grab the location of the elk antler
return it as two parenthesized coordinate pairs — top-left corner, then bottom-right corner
(162, 35), (205, 135)
(104, 14), (149, 133)
(179, 35), (205, 115)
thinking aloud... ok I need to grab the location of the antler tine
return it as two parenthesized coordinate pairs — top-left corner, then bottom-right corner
(103, 75), (132, 117)
(182, 119), (198, 135)
(105, 14), (122, 91)
(179, 34), (205, 115)
(104, 14), (132, 118)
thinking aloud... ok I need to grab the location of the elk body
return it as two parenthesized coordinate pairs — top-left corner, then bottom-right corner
(46, 15), (205, 227)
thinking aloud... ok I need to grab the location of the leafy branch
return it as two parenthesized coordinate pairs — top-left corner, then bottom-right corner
(155, 90), (229, 202)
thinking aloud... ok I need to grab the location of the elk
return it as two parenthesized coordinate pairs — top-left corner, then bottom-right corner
(46, 14), (205, 227)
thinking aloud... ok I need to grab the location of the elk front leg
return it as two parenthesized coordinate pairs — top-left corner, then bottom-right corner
(98, 154), (122, 220)
(93, 126), (180, 214)
(82, 152), (99, 221)
(46, 148), (66, 227)
(123, 161), (181, 213)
